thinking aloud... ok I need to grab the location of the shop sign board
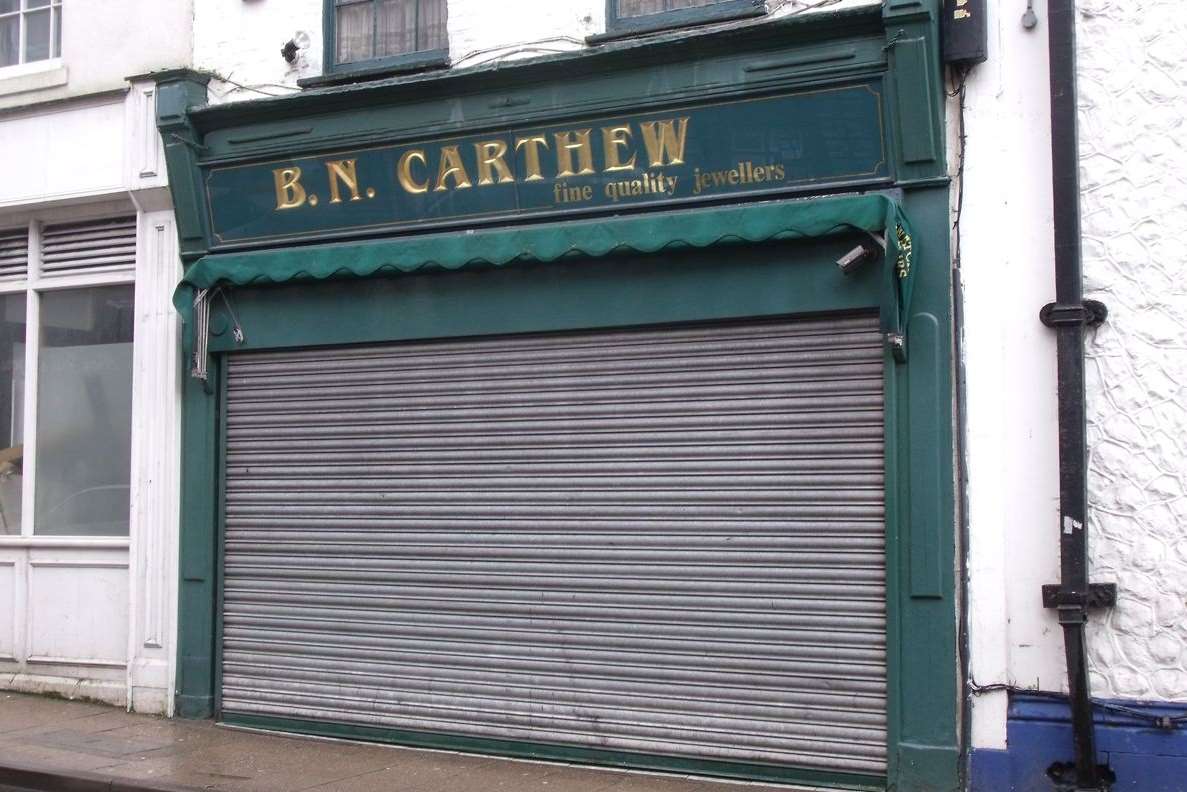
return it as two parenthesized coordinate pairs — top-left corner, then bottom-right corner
(205, 82), (888, 246)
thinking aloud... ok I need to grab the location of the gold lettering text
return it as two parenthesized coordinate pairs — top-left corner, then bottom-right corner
(434, 145), (473, 192)
(473, 140), (515, 186)
(273, 167), (307, 210)
(398, 149), (429, 194)
(639, 117), (690, 167)
(514, 135), (550, 182)
(326, 159), (363, 204)
(601, 125), (637, 173)
(554, 129), (595, 177)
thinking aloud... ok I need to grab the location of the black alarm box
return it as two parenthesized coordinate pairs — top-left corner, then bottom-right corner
(943, 0), (988, 64)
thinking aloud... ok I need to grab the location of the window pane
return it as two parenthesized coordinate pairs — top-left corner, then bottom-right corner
(34, 286), (134, 537)
(51, 5), (59, 58)
(0, 16), (17, 67)
(24, 8), (50, 63)
(336, 1), (374, 64)
(0, 1), (17, 15)
(27, 0), (51, 8)
(0, 294), (24, 536)
(417, 0), (447, 52)
(376, 0), (415, 57)
(618, 0), (665, 16)
(618, 0), (720, 17)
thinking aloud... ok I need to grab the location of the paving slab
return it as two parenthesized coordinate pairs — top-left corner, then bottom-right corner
(106, 733), (400, 792)
(0, 693), (112, 735)
(0, 741), (128, 775)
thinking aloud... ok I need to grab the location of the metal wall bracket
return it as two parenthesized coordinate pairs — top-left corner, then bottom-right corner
(1040, 299), (1108, 328)
(1042, 583), (1118, 611)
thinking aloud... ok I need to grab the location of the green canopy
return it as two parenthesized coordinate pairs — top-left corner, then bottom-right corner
(176, 192), (914, 333)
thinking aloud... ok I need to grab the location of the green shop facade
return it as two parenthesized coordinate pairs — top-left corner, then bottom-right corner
(156, 3), (959, 790)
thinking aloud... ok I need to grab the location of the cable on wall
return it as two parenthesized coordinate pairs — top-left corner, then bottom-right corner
(969, 681), (1187, 732)
(947, 63), (971, 270)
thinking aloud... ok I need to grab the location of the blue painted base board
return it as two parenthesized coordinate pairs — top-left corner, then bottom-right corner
(969, 693), (1187, 791)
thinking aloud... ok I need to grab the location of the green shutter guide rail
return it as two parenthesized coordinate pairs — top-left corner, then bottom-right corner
(204, 83), (888, 247)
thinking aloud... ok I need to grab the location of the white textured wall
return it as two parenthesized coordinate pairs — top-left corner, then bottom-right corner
(447, 0), (599, 70)
(193, 0), (324, 103)
(193, 0), (879, 102)
(1077, 0), (1187, 702)
(192, 0), (602, 102)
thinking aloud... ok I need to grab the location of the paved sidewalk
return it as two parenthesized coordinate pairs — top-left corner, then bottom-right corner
(0, 693), (825, 792)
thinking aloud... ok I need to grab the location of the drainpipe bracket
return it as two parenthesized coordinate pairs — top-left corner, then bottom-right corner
(1040, 299), (1109, 328)
(1042, 583), (1118, 612)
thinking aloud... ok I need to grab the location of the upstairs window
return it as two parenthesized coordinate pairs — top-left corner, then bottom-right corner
(328, 0), (447, 75)
(607, 0), (765, 37)
(0, 0), (62, 69)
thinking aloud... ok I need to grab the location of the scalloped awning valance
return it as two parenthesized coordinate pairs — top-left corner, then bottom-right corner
(175, 193), (914, 377)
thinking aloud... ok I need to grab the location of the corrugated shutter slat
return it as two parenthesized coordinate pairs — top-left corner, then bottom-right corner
(221, 313), (888, 777)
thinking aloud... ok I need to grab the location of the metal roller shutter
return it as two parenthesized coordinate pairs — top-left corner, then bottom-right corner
(221, 312), (887, 777)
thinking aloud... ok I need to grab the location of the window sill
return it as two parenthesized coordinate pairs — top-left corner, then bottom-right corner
(0, 535), (130, 548)
(589, 1), (767, 44)
(299, 49), (450, 90)
(0, 59), (69, 98)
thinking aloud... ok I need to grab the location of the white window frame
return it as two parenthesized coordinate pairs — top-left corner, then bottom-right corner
(0, 214), (134, 543)
(0, 0), (63, 70)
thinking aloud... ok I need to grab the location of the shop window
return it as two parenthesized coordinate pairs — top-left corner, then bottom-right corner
(606, 0), (765, 37)
(0, 0), (63, 69)
(326, 0), (447, 76)
(0, 218), (135, 538)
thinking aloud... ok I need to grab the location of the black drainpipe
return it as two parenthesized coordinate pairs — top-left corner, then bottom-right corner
(1038, 1), (1115, 789)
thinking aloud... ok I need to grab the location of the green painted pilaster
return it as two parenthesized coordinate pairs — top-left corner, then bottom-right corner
(174, 348), (220, 719)
(883, 0), (947, 185)
(890, 185), (960, 791)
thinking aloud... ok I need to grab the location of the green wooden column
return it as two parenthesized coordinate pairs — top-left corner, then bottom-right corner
(155, 70), (220, 718)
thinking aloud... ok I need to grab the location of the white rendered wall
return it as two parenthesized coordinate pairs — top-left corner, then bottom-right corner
(0, 97), (126, 209)
(0, 0), (193, 111)
(1077, 0), (1187, 703)
(958, 0), (1062, 751)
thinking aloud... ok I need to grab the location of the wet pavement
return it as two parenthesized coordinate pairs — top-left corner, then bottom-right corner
(0, 693), (827, 792)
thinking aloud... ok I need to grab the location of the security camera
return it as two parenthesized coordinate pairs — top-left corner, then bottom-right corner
(836, 241), (880, 275)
